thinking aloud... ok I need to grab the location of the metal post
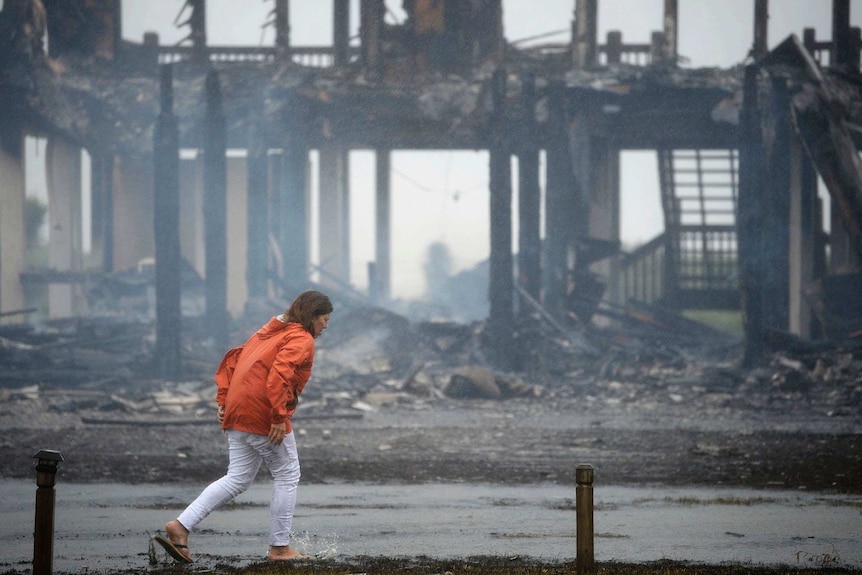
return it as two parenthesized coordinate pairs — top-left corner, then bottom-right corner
(576, 463), (594, 575)
(33, 450), (64, 575)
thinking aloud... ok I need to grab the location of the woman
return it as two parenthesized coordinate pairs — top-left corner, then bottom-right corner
(155, 290), (333, 563)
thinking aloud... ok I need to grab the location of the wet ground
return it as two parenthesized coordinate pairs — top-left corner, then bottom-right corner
(1, 480), (860, 572)
(1, 394), (861, 573)
(2, 396), (860, 491)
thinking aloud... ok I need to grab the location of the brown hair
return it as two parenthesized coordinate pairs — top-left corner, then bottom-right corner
(284, 290), (333, 333)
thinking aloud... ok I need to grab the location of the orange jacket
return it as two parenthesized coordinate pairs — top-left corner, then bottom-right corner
(215, 317), (315, 435)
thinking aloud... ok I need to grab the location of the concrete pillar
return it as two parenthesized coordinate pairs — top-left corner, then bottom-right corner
(45, 137), (83, 318)
(0, 127), (26, 322)
(318, 144), (350, 287)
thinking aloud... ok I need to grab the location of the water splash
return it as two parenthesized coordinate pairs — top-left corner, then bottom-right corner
(292, 530), (339, 558)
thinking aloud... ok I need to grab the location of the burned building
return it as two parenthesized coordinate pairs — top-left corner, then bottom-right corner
(1, 0), (861, 376)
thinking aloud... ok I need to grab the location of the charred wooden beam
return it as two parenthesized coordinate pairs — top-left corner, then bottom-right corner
(0, 0), (46, 63)
(753, 0), (769, 62)
(178, 0), (207, 63)
(832, 0), (854, 67)
(203, 69), (229, 350)
(44, 0), (119, 60)
(246, 98), (268, 301)
(573, 0), (598, 69)
(763, 35), (862, 259)
(662, 0), (678, 64)
(274, 0), (290, 58)
(375, 148), (392, 302)
(153, 64), (182, 378)
(793, 83), (862, 258)
(544, 80), (572, 313)
(486, 68), (515, 371)
(0, 121), (27, 319)
(90, 153), (114, 273)
(333, 0), (350, 68)
(517, 72), (541, 303)
(280, 95), (309, 292)
(737, 65), (766, 365)
(793, 133), (822, 338)
(360, 0), (384, 82)
(762, 75), (792, 332)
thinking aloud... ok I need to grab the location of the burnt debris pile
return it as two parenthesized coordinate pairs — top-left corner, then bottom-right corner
(1, 293), (860, 425)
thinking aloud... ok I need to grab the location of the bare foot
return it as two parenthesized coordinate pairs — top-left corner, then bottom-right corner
(268, 545), (308, 561)
(164, 519), (193, 562)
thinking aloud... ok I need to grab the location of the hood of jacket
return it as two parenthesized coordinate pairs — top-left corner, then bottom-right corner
(254, 315), (306, 339)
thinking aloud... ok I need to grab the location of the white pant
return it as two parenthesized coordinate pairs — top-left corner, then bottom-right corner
(177, 429), (301, 547)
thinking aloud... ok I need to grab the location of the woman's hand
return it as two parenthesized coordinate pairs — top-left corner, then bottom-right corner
(217, 404), (226, 424)
(268, 422), (287, 445)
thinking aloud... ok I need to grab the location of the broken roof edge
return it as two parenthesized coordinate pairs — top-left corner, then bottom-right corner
(760, 33), (824, 84)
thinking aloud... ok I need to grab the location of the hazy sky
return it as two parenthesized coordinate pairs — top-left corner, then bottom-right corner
(118, 0), (860, 299)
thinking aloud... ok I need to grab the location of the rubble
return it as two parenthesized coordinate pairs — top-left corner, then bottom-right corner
(1, 292), (860, 428)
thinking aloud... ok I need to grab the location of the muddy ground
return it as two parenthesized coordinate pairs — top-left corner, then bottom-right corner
(1, 368), (860, 493)
(1, 305), (860, 493)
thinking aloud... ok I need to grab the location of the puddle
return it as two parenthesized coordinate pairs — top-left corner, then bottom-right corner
(0, 480), (859, 572)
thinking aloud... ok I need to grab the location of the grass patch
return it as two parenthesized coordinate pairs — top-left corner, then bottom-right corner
(682, 310), (743, 338)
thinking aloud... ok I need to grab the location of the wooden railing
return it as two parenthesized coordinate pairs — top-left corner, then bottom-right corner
(802, 27), (862, 68)
(621, 233), (669, 305)
(516, 29), (668, 68)
(675, 225), (738, 291)
(156, 45), (360, 67)
(803, 28), (833, 67)
(621, 227), (740, 309)
(599, 31), (665, 66)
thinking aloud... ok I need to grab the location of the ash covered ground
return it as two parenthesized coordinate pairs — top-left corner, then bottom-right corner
(1, 302), (860, 493)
